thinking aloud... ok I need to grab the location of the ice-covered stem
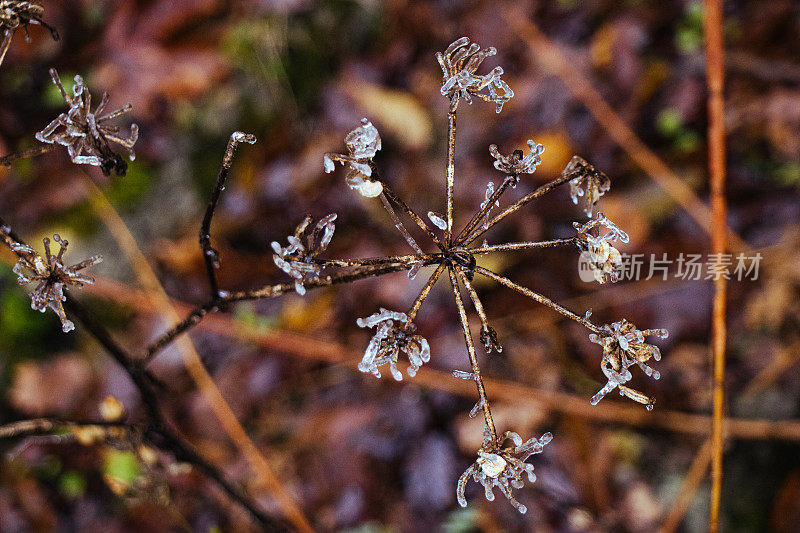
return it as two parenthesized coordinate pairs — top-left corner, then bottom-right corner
(142, 260), (432, 361)
(320, 252), (439, 268)
(458, 268), (502, 354)
(454, 174), (517, 247)
(446, 109), (456, 243)
(473, 265), (601, 334)
(449, 266), (497, 440)
(199, 132), (257, 300)
(381, 183), (446, 251)
(0, 143), (57, 166)
(470, 238), (579, 255)
(378, 191), (424, 255)
(406, 262), (447, 323)
(461, 163), (578, 247)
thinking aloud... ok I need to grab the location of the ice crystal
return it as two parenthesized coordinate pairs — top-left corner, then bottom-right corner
(566, 156), (611, 218)
(457, 422), (552, 514)
(324, 118), (383, 197)
(35, 69), (138, 177)
(588, 319), (669, 409)
(479, 325), (503, 354)
(437, 37), (513, 112)
(271, 214), (337, 295)
(357, 308), (430, 381)
(574, 212), (629, 284)
(427, 211), (447, 231)
(12, 235), (102, 333)
(489, 140), (545, 176)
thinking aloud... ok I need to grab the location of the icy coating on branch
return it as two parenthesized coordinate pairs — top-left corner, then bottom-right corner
(574, 212), (629, 284)
(323, 118), (383, 197)
(356, 308), (431, 381)
(437, 37), (513, 112)
(566, 156), (611, 218)
(589, 319), (669, 409)
(35, 69), (138, 177)
(271, 214), (337, 295)
(457, 422), (552, 514)
(489, 140), (545, 176)
(12, 235), (102, 333)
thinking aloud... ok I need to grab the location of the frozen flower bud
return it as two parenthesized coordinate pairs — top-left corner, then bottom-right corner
(457, 421), (551, 514)
(437, 37), (513, 112)
(489, 140), (545, 176)
(588, 319), (668, 407)
(574, 213), (629, 284)
(272, 214), (337, 295)
(565, 156), (611, 218)
(13, 235), (102, 333)
(324, 118), (384, 197)
(36, 69), (138, 177)
(356, 308), (431, 380)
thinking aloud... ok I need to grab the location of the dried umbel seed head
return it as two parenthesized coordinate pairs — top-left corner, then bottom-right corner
(0, 1), (59, 68)
(324, 118), (383, 197)
(574, 212), (629, 284)
(35, 69), (139, 177)
(357, 308), (431, 381)
(566, 156), (611, 218)
(12, 235), (102, 333)
(457, 422), (552, 514)
(589, 319), (669, 408)
(271, 214), (337, 295)
(437, 37), (513, 112)
(489, 140), (545, 176)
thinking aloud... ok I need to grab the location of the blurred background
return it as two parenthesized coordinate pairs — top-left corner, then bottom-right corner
(0, 0), (798, 531)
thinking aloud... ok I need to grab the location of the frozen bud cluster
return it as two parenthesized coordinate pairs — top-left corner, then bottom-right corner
(574, 212), (629, 284)
(356, 308), (430, 381)
(12, 235), (102, 333)
(588, 319), (669, 409)
(457, 422), (552, 514)
(323, 118), (383, 197)
(437, 37), (513, 113)
(566, 156), (611, 218)
(489, 140), (545, 176)
(479, 325), (503, 354)
(36, 69), (138, 177)
(271, 214), (337, 295)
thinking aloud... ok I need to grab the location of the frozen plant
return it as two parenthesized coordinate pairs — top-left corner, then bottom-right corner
(12, 235), (102, 333)
(324, 118), (383, 197)
(271, 213), (337, 295)
(567, 156), (611, 217)
(35, 68), (138, 176)
(589, 319), (670, 409)
(0, 1), (59, 68)
(437, 36), (514, 112)
(457, 421), (553, 514)
(574, 212), (629, 284)
(357, 308), (431, 380)
(489, 140), (545, 176)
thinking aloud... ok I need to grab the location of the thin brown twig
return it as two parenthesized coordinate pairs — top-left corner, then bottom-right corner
(657, 439), (713, 533)
(706, 0), (729, 528)
(0, 143), (57, 166)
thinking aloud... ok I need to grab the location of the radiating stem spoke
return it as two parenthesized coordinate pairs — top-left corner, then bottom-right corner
(381, 184), (446, 250)
(407, 262), (447, 323)
(446, 110), (457, 244)
(454, 175), (517, 246)
(463, 172), (574, 246)
(474, 265), (600, 333)
(448, 266), (497, 440)
(379, 191), (424, 254)
(471, 238), (578, 254)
